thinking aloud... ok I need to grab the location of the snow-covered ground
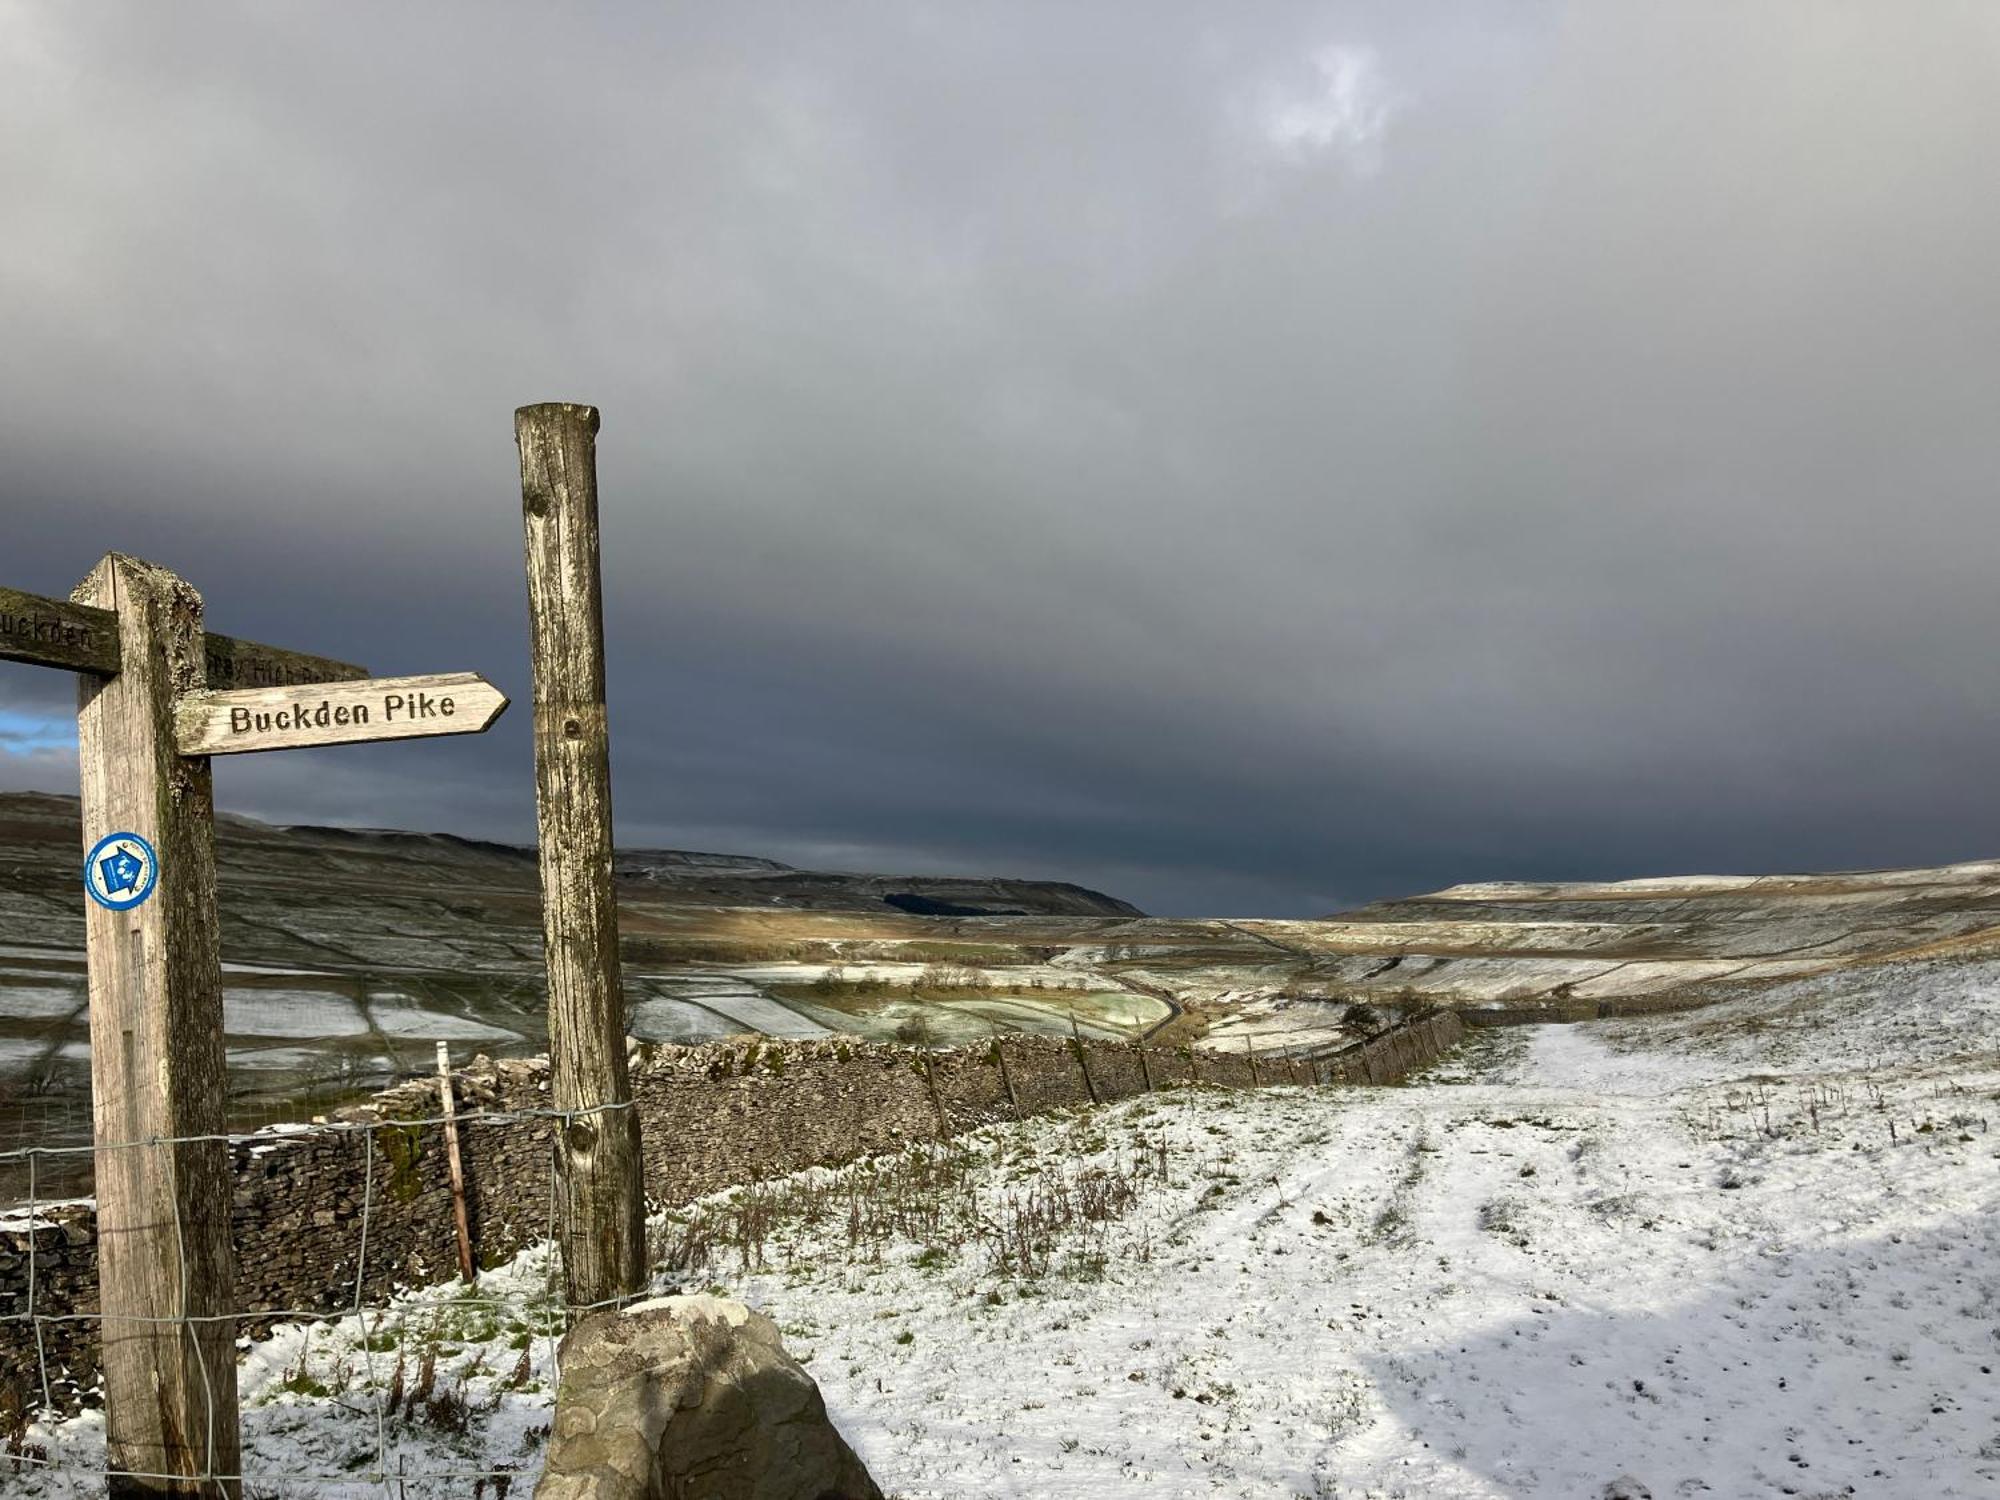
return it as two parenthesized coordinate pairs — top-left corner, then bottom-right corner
(14, 961), (1999, 1497)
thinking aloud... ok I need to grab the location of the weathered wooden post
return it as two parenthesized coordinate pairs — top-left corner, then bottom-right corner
(436, 1042), (476, 1284)
(6, 558), (508, 1491)
(516, 402), (646, 1311)
(6, 565), (368, 1494)
(75, 555), (237, 1497)
(990, 1026), (1021, 1117)
(919, 1052), (948, 1136)
(1068, 1012), (1100, 1105)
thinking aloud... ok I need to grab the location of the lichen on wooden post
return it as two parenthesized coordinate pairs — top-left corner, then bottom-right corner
(517, 402), (646, 1313)
(73, 553), (240, 1496)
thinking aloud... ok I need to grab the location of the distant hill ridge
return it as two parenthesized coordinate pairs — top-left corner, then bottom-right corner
(0, 790), (1142, 918)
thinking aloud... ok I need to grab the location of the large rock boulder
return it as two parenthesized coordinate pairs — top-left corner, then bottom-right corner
(534, 1294), (883, 1500)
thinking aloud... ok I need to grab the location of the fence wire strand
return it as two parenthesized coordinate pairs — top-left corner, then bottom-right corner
(1, 1093), (641, 1494)
(0, 1023), (1404, 1494)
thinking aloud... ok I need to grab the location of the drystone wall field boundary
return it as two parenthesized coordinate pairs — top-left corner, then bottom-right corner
(0, 1009), (1463, 1418)
(1453, 985), (1781, 1027)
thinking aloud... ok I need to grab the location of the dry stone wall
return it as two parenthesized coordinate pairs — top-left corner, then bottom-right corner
(0, 1009), (1463, 1418)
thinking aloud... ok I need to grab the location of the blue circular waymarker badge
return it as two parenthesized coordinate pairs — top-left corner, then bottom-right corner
(84, 832), (159, 912)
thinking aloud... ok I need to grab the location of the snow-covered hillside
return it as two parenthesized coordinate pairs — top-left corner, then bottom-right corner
(17, 961), (1999, 1497)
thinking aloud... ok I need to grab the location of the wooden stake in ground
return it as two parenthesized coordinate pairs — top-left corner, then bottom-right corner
(990, 1026), (1021, 1117)
(1068, 1012), (1100, 1105)
(73, 554), (240, 1497)
(516, 401), (646, 1312)
(920, 1051), (948, 1136)
(436, 1042), (476, 1284)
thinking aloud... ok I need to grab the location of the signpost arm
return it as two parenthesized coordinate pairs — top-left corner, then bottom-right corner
(73, 554), (239, 1496)
(516, 402), (646, 1312)
(2, 581), (367, 687)
(175, 672), (507, 756)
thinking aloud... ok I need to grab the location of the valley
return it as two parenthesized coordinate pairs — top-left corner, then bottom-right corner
(10, 787), (2000, 1196)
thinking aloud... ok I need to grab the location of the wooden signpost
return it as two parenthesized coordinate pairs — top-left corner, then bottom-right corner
(1, 556), (509, 1496)
(2, 582), (367, 688)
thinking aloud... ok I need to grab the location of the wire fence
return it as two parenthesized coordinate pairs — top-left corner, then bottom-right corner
(0, 1062), (430, 1206)
(1, 1092), (638, 1497)
(0, 1015), (1465, 1496)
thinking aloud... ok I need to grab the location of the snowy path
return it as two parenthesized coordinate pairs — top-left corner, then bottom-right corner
(774, 976), (2000, 1498)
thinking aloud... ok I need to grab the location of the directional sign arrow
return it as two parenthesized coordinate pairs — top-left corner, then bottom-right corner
(174, 671), (509, 756)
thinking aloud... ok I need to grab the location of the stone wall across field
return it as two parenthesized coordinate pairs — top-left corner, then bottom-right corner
(0, 1008), (1464, 1418)
(1453, 989), (1729, 1027)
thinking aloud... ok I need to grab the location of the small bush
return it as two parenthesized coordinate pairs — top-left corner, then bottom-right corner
(1342, 1002), (1387, 1035)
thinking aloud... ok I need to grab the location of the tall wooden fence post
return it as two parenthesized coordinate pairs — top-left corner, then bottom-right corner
(517, 402), (645, 1311)
(74, 553), (239, 1496)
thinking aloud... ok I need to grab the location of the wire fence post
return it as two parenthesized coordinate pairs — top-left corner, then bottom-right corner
(436, 1042), (476, 1284)
(920, 1051), (948, 1137)
(517, 402), (646, 1312)
(990, 1027), (1022, 1117)
(1068, 1013), (1100, 1105)
(73, 553), (241, 1495)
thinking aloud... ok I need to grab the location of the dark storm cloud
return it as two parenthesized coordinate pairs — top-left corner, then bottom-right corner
(4, 3), (1999, 915)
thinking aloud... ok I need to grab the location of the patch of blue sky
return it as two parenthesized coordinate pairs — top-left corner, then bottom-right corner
(0, 708), (76, 756)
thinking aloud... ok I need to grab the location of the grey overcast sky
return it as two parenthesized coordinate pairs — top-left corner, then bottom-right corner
(4, 3), (1999, 916)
